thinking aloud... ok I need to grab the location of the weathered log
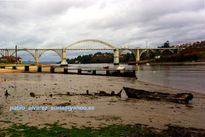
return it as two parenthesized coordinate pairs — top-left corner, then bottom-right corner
(123, 87), (193, 104)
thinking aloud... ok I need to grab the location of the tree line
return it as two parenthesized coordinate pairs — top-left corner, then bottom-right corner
(66, 52), (135, 64)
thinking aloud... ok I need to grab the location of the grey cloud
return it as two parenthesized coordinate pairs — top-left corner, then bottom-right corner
(0, 0), (204, 61)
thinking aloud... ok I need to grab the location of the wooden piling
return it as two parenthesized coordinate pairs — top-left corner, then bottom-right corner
(37, 66), (42, 72)
(12, 66), (17, 70)
(77, 69), (81, 74)
(116, 70), (120, 75)
(64, 68), (68, 74)
(106, 70), (110, 76)
(50, 66), (55, 73)
(92, 70), (96, 75)
(132, 70), (136, 76)
(25, 66), (29, 71)
(0, 66), (5, 69)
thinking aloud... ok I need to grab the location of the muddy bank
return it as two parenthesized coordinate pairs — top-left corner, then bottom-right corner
(0, 73), (205, 130)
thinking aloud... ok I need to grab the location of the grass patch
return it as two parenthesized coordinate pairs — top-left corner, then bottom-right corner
(0, 122), (154, 137)
(0, 122), (204, 137)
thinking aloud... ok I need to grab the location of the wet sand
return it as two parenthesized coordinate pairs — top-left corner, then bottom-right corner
(0, 70), (205, 130)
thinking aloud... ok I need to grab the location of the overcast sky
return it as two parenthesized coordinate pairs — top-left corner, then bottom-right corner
(0, 0), (204, 61)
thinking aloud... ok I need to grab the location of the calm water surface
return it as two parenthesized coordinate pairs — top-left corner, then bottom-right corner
(136, 64), (205, 93)
(69, 63), (205, 93)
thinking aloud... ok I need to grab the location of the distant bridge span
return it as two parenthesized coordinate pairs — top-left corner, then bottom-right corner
(65, 39), (117, 49)
(0, 39), (183, 65)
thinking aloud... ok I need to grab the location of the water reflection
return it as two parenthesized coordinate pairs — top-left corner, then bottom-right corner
(69, 63), (205, 93)
(136, 64), (205, 93)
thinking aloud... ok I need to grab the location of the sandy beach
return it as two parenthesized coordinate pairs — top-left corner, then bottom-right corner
(0, 68), (205, 131)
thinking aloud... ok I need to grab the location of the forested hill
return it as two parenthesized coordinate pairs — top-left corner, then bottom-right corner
(66, 52), (135, 64)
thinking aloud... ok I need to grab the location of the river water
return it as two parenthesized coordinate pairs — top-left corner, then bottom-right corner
(68, 63), (205, 94)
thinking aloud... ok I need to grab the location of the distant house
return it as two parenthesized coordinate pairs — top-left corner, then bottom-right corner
(121, 45), (128, 48)
(0, 56), (22, 63)
(121, 51), (127, 55)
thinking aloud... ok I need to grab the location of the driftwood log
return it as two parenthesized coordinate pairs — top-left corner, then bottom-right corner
(123, 87), (193, 104)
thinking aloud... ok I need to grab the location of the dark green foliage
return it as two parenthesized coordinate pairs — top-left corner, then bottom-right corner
(192, 54), (198, 61)
(164, 41), (170, 48)
(155, 47), (205, 62)
(120, 53), (135, 62)
(158, 41), (170, 48)
(66, 52), (135, 64)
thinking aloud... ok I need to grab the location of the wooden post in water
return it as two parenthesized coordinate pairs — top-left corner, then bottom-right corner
(12, 66), (17, 70)
(106, 70), (110, 76)
(92, 70), (96, 75)
(116, 70), (120, 75)
(50, 66), (55, 73)
(132, 70), (136, 76)
(77, 69), (81, 74)
(25, 66), (29, 71)
(64, 68), (68, 74)
(37, 66), (42, 72)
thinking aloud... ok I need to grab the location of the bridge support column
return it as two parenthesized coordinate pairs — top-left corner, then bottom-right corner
(61, 49), (68, 66)
(113, 49), (119, 65)
(35, 49), (39, 64)
(136, 49), (140, 63)
(5, 50), (9, 56)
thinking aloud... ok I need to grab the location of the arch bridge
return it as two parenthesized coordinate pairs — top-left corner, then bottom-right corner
(0, 39), (183, 65)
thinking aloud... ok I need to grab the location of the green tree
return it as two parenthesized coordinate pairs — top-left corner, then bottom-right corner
(163, 41), (170, 48)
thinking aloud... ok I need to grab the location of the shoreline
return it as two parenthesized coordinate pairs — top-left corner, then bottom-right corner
(0, 66), (204, 95)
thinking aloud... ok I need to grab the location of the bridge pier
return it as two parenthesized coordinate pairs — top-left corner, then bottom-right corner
(35, 49), (39, 64)
(131, 49), (140, 64)
(113, 49), (119, 65)
(60, 49), (68, 66)
(5, 49), (9, 56)
(136, 49), (140, 63)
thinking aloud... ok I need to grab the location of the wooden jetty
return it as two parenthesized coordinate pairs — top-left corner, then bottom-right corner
(0, 65), (136, 77)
